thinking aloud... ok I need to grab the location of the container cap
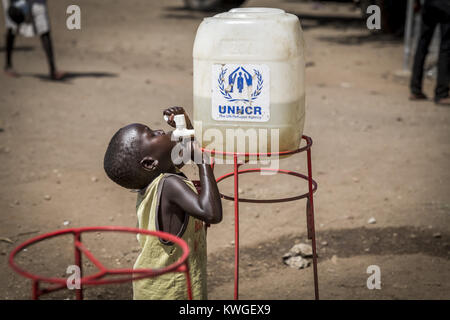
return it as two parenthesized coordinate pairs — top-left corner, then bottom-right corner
(193, 7), (303, 61)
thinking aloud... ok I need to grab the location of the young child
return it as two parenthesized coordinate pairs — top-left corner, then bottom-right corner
(103, 106), (222, 300)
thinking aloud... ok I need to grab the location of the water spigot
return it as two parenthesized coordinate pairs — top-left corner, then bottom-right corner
(164, 114), (195, 141)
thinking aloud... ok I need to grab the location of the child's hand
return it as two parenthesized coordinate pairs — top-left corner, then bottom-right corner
(163, 106), (193, 129)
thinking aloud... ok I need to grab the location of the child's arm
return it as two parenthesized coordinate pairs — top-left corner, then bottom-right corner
(162, 143), (222, 224)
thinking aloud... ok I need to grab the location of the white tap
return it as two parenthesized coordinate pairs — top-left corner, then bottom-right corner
(164, 114), (195, 141)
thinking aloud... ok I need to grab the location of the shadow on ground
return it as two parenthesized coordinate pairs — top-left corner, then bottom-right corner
(27, 71), (118, 83)
(160, 5), (366, 27)
(0, 45), (34, 52)
(293, 12), (365, 30)
(317, 32), (402, 46)
(208, 226), (450, 289)
(14, 226), (448, 299)
(161, 4), (229, 20)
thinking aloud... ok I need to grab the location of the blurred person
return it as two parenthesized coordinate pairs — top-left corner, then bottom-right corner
(2, 0), (64, 79)
(410, 0), (450, 106)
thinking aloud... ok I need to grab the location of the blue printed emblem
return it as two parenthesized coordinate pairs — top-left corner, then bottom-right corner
(218, 66), (263, 103)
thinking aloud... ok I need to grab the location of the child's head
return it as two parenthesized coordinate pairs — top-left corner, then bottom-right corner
(104, 123), (177, 190)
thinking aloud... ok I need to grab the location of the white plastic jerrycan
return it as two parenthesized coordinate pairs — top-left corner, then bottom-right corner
(193, 7), (305, 156)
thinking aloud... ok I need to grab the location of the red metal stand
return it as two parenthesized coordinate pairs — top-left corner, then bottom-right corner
(203, 135), (319, 300)
(9, 226), (193, 300)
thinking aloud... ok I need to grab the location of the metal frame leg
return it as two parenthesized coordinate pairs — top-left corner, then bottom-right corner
(212, 137), (319, 300)
(233, 154), (240, 300)
(32, 280), (40, 300)
(74, 232), (83, 300)
(307, 148), (319, 300)
(182, 263), (193, 300)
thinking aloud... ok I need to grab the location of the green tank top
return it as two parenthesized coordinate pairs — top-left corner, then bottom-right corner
(133, 173), (207, 300)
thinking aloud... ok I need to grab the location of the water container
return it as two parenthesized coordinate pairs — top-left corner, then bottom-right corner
(193, 7), (305, 156)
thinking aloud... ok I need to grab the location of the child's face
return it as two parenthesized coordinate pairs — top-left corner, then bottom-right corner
(137, 125), (177, 172)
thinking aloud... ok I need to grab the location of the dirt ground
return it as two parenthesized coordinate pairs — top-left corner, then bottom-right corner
(0, 0), (449, 300)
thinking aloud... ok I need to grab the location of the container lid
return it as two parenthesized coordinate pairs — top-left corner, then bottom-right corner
(193, 7), (303, 61)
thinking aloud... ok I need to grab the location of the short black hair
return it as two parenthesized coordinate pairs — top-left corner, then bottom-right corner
(103, 125), (149, 190)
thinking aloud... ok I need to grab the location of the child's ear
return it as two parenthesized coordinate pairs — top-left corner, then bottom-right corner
(140, 156), (159, 172)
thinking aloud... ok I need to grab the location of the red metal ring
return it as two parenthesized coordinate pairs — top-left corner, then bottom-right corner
(216, 167), (317, 203)
(9, 226), (190, 287)
(201, 135), (312, 157)
(204, 136), (317, 203)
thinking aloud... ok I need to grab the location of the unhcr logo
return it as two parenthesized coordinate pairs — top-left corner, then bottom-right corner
(212, 63), (270, 122)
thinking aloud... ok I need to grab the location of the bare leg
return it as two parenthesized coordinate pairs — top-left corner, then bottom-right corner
(4, 28), (19, 77)
(410, 11), (437, 97)
(40, 31), (64, 80)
